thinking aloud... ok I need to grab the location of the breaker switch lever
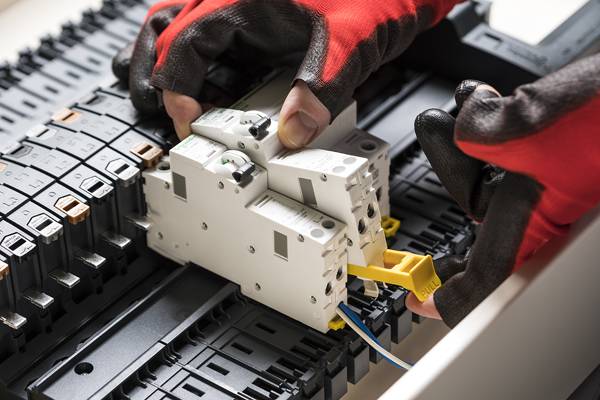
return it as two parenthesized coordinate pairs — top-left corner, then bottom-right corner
(130, 142), (163, 168)
(55, 196), (90, 225)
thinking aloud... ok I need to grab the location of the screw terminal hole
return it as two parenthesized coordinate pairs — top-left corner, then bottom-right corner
(367, 204), (376, 218)
(74, 362), (93, 375)
(158, 161), (170, 171)
(357, 219), (366, 234)
(322, 220), (335, 229)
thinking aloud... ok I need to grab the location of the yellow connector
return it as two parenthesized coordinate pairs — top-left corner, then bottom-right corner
(348, 250), (441, 302)
(328, 315), (346, 330)
(381, 216), (401, 238)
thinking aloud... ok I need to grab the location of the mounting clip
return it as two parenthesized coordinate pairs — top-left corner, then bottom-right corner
(348, 250), (441, 302)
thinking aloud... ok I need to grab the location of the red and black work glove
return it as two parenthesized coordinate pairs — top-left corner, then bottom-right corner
(113, 0), (462, 144)
(408, 53), (600, 328)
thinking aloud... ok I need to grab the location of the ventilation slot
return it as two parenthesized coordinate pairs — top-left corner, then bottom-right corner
(256, 322), (276, 335)
(207, 363), (229, 376)
(231, 342), (253, 355)
(183, 383), (205, 397)
(276, 357), (307, 374)
(266, 366), (295, 382)
(300, 337), (331, 352)
(252, 378), (283, 394)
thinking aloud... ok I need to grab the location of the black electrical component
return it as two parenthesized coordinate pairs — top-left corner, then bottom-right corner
(248, 115), (271, 139)
(232, 161), (256, 184)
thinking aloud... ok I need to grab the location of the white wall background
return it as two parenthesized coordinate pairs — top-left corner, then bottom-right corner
(489, 0), (588, 44)
(0, 0), (101, 63)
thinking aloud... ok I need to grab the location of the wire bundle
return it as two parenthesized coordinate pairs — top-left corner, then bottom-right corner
(337, 303), (413, 370)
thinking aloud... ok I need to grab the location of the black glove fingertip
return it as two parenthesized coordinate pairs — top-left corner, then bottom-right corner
(455, 79), (486, 109)
(112, 42), (135, 83)
(129, 79), (162, 115)
(415, 108), (454, 133)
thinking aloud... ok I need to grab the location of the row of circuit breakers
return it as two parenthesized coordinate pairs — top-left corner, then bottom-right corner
(0, 1), (476, 399)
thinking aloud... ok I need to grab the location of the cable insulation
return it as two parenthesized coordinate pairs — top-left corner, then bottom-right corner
(337, 303), (412, 370)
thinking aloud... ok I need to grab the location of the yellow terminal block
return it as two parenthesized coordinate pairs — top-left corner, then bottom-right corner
(348, 250), (441, 302)
(381, 216), (401, 238)
(328, 316), (346, 331)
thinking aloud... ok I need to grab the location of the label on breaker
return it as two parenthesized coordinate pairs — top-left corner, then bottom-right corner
(194, 108), (241, 131)
(249, 191), (344, 243)
(172, 134), (225, 167)
(276, 149), (366, 178)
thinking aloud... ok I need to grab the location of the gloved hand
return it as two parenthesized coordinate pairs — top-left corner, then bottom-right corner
(113, 0), (461, 144)
(407, 53), (600, 327)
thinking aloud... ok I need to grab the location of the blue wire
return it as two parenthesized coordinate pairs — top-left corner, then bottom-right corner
(338, 303), (413, 369)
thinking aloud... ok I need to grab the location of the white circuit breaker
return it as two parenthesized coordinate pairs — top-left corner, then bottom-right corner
(142, 72), (438, 332)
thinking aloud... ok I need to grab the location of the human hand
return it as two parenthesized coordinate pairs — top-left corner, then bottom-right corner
(113, 0), (460, 145)
(406, 292), (441, 320)
(413, 53), (600, 327)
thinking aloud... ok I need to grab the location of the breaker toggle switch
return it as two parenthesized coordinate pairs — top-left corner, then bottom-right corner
(239, 110), (271, 140)
(52, 108), (81, 125)
(28, 214), (63, 245)
(54, 195), (90, 225)
(214, 150), (256, 185)
(1, 233), (36, 261)
(106, 159), (140, 187)
(0, 261), (8, 281)
(130, 142), (163, 168)
(80, 176), (113, 201)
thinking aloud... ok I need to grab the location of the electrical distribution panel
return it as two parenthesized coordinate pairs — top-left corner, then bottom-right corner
(0, 1), (473, 396)
(0, 0), (592, 398)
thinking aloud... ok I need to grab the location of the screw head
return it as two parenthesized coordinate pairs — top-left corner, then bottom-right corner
(297, 234), (304, 242)
(255, 283), (261, 291)
(320, 174), (327, 182)
(218, 181), (224, 189)
(310, 296), (317, 304)
(347, 238), (353, 247)
(238, 141), (246, 149)
(201, 222), (208, 230)
(163, 182), (170, 189)
(248, 245), (256, 254)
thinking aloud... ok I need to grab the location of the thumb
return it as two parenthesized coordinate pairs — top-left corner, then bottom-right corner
(112, 42), (134, 83)
(278, 80), (330, 149)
